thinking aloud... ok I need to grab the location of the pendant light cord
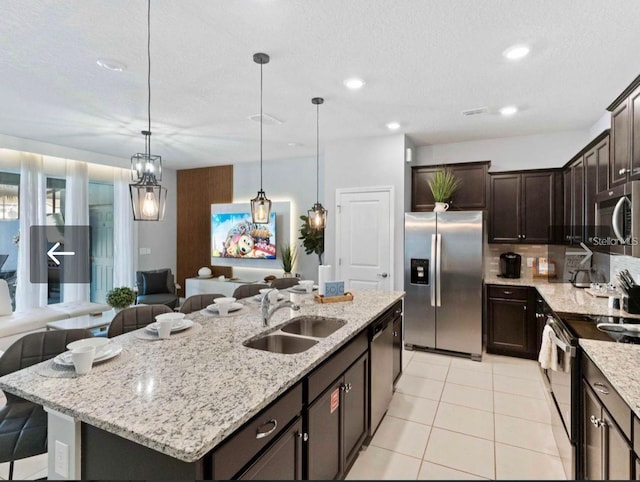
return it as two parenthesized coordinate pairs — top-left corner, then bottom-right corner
(260, 61), (263, 191)
(147, 0), (152, 155)
(316, 102), (319, 204)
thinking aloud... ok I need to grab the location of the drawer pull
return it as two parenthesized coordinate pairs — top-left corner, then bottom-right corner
(394, 309), (402, 315)
(593, 382), (609, 395)
(256, 419), (278, 439)
(503, 290), (513, 295)
(341, 383), (353, 393)
(590, 415), (604, 428)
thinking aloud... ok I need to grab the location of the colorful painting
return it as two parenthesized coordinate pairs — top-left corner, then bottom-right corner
(211, 212), (276, 259)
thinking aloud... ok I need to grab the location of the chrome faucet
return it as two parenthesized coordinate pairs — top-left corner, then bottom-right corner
(261, 289), (300, 327)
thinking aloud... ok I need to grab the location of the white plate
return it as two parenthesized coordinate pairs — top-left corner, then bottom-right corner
(54, 344), (123, 367)
(206, 302), (243, 313)
(146, 319), (193, 333)
(252, 293), (286, 302)
(197, 275), (213, 279)
(289, 285), (319, 293)
(66, 338), (110, 357)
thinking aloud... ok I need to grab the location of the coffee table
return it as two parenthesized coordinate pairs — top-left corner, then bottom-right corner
(46, 310), (116, 333)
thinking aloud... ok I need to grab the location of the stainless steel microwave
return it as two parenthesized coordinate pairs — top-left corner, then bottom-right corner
(595, 181), (640, 257)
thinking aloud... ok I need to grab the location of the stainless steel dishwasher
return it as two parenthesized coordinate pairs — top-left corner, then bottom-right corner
(369, 314), (394, 436)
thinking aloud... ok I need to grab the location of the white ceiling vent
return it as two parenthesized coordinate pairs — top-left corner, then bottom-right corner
(248, 113), (284, 125)
(461, 107), (489, 117)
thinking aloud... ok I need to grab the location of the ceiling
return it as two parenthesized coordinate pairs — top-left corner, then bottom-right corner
(1, 0), (640, 169)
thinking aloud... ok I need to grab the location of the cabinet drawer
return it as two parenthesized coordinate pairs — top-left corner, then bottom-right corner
(212, 383), (303, 480)
(307, 330), (368, 403)
(487, 285), (529, 301)
(582, 355), (631, 439)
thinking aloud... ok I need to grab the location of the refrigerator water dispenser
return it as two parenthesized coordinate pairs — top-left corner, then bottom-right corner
(410, 258), (429, 284)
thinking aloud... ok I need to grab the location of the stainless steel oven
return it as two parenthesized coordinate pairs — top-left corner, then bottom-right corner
(595, 181), (640, 256)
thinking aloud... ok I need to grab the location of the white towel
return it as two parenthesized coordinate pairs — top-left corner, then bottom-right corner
(538, 324), (554, 369)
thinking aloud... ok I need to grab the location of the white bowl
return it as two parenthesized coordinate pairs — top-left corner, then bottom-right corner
(155, 312), (186, 326)
(67, 338), (110, 357)
(198, 267), (212, 277)
(214, 297), (236, 305)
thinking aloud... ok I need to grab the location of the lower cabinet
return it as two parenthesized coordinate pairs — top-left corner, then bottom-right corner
(486, 285), (536, 359)
(392, 316), (402, 384)
(239, 417), (304, 480)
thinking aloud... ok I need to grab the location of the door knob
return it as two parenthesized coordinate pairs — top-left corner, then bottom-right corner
(377, 272), (388, 278)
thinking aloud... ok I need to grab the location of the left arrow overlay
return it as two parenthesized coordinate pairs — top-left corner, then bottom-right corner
(47, 242), (75, 266)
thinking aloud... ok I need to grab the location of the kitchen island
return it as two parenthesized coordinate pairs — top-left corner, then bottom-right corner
(0, 289), (404, 479)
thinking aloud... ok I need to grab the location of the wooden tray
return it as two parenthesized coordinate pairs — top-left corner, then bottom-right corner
(314, 292), (354, 303)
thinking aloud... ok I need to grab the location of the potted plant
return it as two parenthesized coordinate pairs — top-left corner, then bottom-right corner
(428, 167), (461, 212)
(299, 215), (324, 265)
(106, 287), (136, 312)
(280, 244), (297, 277)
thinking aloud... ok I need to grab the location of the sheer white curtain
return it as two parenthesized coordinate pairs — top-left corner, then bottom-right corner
(15, 153), (47, 311)
(63, 159), (90, 302)
(113, 168), (136, 288)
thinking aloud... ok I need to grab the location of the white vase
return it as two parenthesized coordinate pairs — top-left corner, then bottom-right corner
(433, 202), (449, 212)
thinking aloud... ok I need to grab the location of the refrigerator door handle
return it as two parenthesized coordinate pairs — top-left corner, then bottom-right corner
(436, 233), (442, 307)
(430, 234), (436, 307)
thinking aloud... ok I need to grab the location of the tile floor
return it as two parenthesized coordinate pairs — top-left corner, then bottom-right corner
(346, 349), (567, 480)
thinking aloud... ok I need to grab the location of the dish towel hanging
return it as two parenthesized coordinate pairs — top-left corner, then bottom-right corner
(538, 324), (554, 369)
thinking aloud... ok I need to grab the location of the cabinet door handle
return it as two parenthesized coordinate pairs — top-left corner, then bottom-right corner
(256, 419), (278, 439)
(593, 382), (609, 395)
(394, 309), (402, 315)
(619, 168), (629, 175)
(296, 432), (309, 442)
(341, 383), (352, 393)
(523, 305), (527, 311)
(590, 415), (604, 428)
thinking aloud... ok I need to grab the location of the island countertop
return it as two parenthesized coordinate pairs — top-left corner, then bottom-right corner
(0, 290), (404, 463)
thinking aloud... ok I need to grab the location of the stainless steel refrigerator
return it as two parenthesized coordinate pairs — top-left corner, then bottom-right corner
(404, 211), (484, 359)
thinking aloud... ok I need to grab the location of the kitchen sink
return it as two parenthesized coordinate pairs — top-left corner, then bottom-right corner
(243, 334), (318, 354)
(280, 316), (346, 338)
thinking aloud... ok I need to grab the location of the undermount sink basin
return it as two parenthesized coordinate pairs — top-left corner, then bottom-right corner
(244, 334), (318, 354)
(280, 316), (346, 338)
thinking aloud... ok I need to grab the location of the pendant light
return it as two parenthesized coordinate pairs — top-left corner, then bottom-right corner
(250, 52), (272, 224)
(129, 0), (167, 221)
(308, 97), (327, 230)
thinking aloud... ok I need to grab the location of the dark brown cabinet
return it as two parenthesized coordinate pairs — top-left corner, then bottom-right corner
(392, 316), (402, 384)
(411, 161), (489, 211)
(486, 285), (536, 359)
(239, 417), (303, 480)
(563, 157), (585, 244)
(584, 135), (610, 242)
(343, 353), (369, 469)
(489, 171), (558, 243)
(607, 78), (640, 185)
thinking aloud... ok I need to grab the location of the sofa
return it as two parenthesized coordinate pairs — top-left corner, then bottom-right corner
(0, 280), (110, 351)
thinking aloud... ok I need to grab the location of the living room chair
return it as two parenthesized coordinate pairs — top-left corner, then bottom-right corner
(0, 329), (93, 480)
(107, 304), (173, 338)
(270, 278), (299, 290)
(180, 294), (225, 314)
(232, 283), (269, 299)
(135, 268), (179, 309)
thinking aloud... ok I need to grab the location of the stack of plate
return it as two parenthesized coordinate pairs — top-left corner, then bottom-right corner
(54, 339), (123, 367)
(204, 302), (244, 314)
(146, 318), (194, 333)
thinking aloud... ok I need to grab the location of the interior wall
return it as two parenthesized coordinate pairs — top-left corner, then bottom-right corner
(233, 157), (319, 282)
(324, 134), (405, 291)
(414, 129), (590, 172)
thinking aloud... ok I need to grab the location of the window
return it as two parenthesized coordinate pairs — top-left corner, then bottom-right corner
(0, 172), (19, 309)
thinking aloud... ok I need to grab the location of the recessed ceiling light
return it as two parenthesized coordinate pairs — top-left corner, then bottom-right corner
(386, 122), (401, 131)
(502, 44), (530, 61)
(96, 59), (126, 72)
(343, 78), (365, 90)
(499, 106), (518, 116)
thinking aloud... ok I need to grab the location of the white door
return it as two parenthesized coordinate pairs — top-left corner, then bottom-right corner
(336, 187), (393, 291)
(89, 205), (114, 303)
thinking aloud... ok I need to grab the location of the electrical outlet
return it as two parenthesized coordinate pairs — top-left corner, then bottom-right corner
(55, 440), (69, 477)
(527, 257), (535, 268)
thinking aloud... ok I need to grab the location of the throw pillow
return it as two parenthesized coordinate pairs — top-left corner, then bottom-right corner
(141, 271), (170, 295)
(0, 279), (12, 316)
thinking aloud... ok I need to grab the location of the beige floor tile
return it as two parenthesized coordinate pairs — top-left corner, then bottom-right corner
(387, 392), (439, 426)
(493, 362), (543, 381)
(494, 374), (545, 399)
(433, 402), (494, 440)
(396, 374), (444, 401)
(440, 383), (493, 412)
(404, 360), (449, 381)
(411, 351), (453, 366)
(423, 428), (495, 479)
(495, 442), (566, 480)
(446, 367), (493, 390)
(495, 414), (559, 456)
(483, 352), (536, 365)
(418, 461), (488, 480)
(450, 357), (493, 373)
(494, 391), (552, 424)
(346, 445), (422, 480)
(0, 453), (48, 480)
(371, 415), (431, 458)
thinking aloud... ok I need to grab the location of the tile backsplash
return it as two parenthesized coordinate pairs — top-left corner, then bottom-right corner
(601, 253), (640, 285)
(486, 244), (562, 278)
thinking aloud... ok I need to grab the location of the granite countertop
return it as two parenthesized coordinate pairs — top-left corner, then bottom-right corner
(0, 290), (404, 463)
(579, 339), (640, 419)
(485, 274), (640, 320)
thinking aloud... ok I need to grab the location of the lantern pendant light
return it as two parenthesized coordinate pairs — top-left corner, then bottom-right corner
(129, 0), (167, 221)
(308, 97), (327, 230)
(250, 53), (272, 224)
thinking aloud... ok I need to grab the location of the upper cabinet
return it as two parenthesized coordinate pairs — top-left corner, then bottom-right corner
(607, 76), (640, 186)
(411, 161), (490, 211)
(489, 170), (560, 244)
